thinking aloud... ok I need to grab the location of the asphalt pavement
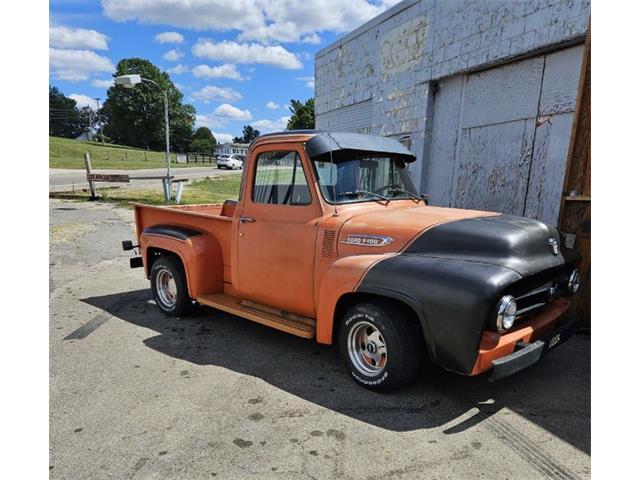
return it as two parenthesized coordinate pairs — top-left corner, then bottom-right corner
(49, 198), (591, 479)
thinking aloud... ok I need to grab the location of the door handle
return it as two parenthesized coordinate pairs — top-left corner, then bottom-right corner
(239, 216), (255, 224)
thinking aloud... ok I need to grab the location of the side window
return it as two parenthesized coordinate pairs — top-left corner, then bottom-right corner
(252, 151), (312, 205)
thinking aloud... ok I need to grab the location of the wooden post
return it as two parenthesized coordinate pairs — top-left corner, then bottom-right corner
(558, 23), (591, 328)
(84, 152), (98, 200)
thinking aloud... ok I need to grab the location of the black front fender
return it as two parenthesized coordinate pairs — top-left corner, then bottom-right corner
(358, 254), (522, 374)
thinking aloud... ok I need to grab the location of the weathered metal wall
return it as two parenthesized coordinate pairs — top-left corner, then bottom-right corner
(425, 45), (583, 224)
(315, 0), (591, 224)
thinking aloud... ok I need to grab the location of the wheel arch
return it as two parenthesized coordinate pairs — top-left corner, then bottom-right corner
(332, 289), (434, 360)
(140, 229), (224, 299)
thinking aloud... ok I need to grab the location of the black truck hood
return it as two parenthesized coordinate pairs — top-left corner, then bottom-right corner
(403, 214), (577, 277)
(357, 214), (580, 374)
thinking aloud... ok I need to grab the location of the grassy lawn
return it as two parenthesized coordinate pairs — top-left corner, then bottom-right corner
(57, 174), (242, 207)
(49, 136), (212, 170)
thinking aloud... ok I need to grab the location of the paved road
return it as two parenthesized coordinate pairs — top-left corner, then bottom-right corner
(49, 198), (591, 479)
(49, 166), (239, 192)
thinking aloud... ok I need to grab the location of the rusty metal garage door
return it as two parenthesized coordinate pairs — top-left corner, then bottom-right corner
(421, 45), (584, 225)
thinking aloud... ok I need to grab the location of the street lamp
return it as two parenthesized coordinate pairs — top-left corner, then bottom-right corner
(115, 74), (172, 202)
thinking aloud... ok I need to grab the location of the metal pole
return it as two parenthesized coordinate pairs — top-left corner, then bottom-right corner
(163, 90), (171, 202)
(95, 98), (104, 144)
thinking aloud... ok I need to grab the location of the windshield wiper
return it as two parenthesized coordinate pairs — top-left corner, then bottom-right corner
(387, 186), (423, 203)
(339, 190), (390, 205)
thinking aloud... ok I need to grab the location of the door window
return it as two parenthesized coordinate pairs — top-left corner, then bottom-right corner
(252, 151), (311, 205)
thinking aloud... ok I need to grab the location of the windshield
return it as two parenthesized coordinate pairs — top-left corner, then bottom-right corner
(313, 153), (418, 204)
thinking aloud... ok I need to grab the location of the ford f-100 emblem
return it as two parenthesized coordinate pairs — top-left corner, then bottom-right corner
(548, 238), (559, 255)
(342, 234), (394, 247)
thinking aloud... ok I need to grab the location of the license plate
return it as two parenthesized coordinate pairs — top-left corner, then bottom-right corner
(548, 334), (561, 349)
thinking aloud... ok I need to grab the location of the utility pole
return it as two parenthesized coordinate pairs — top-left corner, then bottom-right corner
(94, 97), (104, 144)
(114, 74), (172, 202)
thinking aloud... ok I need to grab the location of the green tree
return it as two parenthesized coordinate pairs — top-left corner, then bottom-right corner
(189, 126), (217, 152)
(286, 98), (315, 130)
(102, 58), (196, 152)
(77, 106), (97, 138)
(233, 125), (261, 144)
(49, 86), (83, 138)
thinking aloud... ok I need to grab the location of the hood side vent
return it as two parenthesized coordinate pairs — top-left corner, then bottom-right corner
(321, 229), (337, 258)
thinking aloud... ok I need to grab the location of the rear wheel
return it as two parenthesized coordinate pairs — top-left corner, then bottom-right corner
(150, 256), (191, 317)
(339, 300), (421, 392)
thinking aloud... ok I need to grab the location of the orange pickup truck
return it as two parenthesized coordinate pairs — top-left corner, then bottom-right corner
(123, 130), (581, 391)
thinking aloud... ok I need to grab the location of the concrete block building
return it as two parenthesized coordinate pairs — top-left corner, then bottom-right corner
(315, 0), (590, 226)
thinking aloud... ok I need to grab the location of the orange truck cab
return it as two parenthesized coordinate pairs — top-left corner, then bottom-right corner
(123, 131), (581, 391)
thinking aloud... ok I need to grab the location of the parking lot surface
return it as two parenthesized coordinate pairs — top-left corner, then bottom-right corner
(49, 198), (590, 479)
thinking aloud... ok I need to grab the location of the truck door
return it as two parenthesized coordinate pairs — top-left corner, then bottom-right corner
(235, 144), (322, 317)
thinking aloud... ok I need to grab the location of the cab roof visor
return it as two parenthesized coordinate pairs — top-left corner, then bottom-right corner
(305, 132), (416, 162)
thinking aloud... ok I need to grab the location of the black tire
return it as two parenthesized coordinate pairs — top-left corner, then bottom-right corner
(338, 300), (421, 392)
(150, 256), (192, 317)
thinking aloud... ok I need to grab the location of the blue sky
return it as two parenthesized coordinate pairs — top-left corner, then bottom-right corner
(49, 0), (400, 143)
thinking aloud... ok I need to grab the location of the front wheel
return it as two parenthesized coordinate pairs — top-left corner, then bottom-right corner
(338, 300), (421, 392)
(150, 256), (192, 317)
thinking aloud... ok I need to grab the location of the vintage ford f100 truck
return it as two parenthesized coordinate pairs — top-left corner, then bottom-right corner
(123, 131), (581, 391)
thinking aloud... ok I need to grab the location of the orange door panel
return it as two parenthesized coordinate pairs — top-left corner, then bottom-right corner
(235, 143), (323, 317)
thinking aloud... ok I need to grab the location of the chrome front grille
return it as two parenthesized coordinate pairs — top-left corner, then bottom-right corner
(514, 273), (570, 318)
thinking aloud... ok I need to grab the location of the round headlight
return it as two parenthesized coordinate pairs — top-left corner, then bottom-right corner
(568, 269), (581, 295)
(496, 295), (518, 333)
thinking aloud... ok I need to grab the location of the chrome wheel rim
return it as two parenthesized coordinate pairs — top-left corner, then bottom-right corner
(156, 269), (177, 308)
(347, 321), (387, 377)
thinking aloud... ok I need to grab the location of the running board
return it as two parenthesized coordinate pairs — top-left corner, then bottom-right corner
(197, 293), (316, 339)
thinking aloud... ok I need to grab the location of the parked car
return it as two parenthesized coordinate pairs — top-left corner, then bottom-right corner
(216, 154), (243, 170)
(123, 131), (581, 392)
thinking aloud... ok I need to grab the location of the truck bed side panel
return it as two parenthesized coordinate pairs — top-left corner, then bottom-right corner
(134, 204), (233, 297)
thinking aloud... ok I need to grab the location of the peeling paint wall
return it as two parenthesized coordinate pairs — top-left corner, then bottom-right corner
(315, 0), (590, 224)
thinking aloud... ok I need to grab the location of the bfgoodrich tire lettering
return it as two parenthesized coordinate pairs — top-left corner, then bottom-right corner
(338, 300), (421, 392)
(150, 256), (191, 317)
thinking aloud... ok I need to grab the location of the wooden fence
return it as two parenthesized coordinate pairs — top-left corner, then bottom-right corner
(186, 152), (216, 164)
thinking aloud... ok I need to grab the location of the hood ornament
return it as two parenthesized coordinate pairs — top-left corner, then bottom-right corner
(548, 238), (559, 255)
(342, 234), (394, 247)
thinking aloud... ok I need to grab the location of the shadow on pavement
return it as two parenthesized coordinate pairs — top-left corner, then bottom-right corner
(82, 289), (590, 454)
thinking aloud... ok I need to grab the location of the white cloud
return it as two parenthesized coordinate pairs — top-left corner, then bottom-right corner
(91, 78), (114, 88)
(296, 76), (314, 89)
(50, 48), (114, 82)
(240, 0), (402, 43)
(265, 101), (280, 110)
(162, 49), (183, 61)
(191, 85), (242, 103)
(196, 104), (253, 131)
(167, 64), (189, 74)
(154, 31), (185, 43)
(69, 94), (97, 110)
(252, 116), (290, 132)
(213, 132), (234, 144)
(301, 33), (321, 44)
(103, 0), (403, 44)
(192, 64), (243, 80)
(214, 103), (252, 120)
(193, 39), (302, 69)
(195, 114), (226, 129)
(105, 1), (264, 32)
(50, 26), (109, 50)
